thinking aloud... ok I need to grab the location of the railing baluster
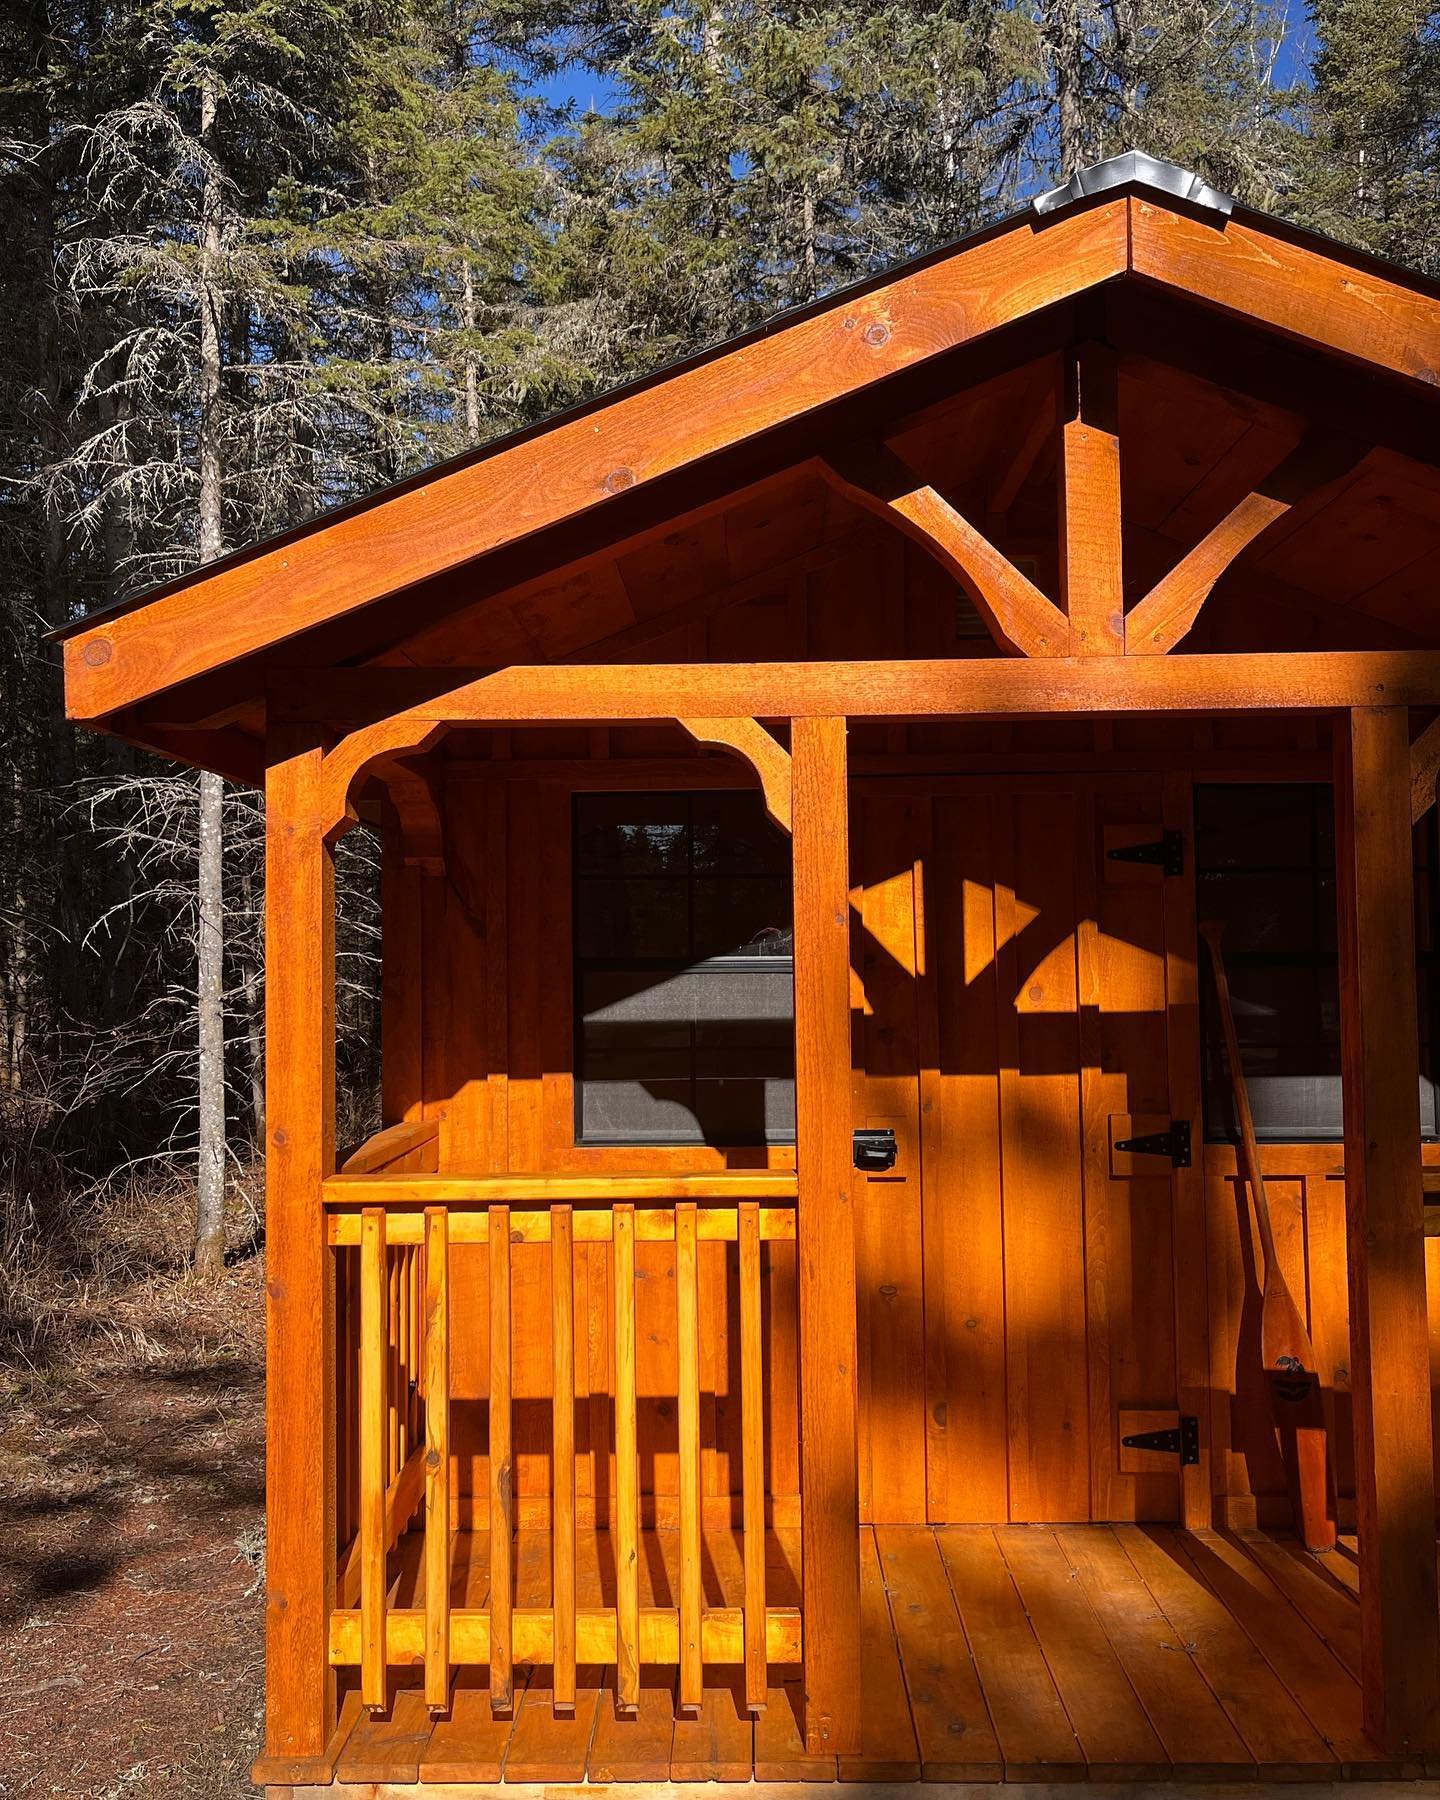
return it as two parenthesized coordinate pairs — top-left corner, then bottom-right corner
(489, 1204), (514, 1713)
(739, 1200), (768, 1712)
(613, 1202), (640, 1711)
(388, 1246), (402, 1479)
(424, 1207), (450, 1713)
(676, 1200), (703, 1710)
(551, 1203), (577, 1713)
(360, 1206), (389, 1711)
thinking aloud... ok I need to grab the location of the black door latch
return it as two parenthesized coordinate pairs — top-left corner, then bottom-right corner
(1114, 1118), (1192, 1167)
(853, 1127), (898, 1172)
(1107, 829), (1185, 877)
(1121, 1415), (1200, 1465)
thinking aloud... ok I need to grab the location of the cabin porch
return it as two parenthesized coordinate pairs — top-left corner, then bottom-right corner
(288, 1521), (1397, 1788)
(243, 689), (1440, 1793)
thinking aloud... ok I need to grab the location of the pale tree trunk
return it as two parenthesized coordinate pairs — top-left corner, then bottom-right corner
(194, 66), (227, 1279)
(460, 257), (481, 444)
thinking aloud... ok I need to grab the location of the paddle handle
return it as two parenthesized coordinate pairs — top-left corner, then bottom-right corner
(1199, 921), (1281, 1281)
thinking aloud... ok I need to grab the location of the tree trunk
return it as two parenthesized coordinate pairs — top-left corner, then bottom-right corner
(1049, 0), (1085, 178)
(460, 257), (481, 444)
(194, 66), (228, 1279)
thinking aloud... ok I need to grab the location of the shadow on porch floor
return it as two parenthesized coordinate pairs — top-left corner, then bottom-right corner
(307, 1522), (1408, 1788)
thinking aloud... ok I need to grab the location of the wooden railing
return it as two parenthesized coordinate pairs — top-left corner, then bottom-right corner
(327, 1173), (800, 1718)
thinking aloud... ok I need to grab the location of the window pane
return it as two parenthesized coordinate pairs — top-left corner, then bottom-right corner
(692, 790), (790, 875)
(575, 878), (689, 960)
(1196, 782), (1434, 1143)
(574, 790), (796, 1146)
(575, 793), (691, 877)
(693, 878), (792, 957)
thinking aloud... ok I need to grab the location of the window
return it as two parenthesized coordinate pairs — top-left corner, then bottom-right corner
(573, 791), (795, 1145)
(1195, 784), (1440, 1141)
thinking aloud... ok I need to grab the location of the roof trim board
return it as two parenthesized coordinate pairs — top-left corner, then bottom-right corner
(59, 168), (1440, 727)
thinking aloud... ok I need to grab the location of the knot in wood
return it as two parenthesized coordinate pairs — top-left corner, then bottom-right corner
(82, 637), (112, 667)
(863, 322), (890, 348)
(603, 466), (635, 494)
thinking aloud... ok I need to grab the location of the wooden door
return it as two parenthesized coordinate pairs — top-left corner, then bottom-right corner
(851, 777), (1194, 1525)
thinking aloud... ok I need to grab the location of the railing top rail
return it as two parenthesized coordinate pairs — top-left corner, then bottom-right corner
(323, 1170), (798, 1206)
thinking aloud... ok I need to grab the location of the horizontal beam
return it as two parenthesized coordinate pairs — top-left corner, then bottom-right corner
(319, 651), (1440, 726)
(326, 1202), (798, 1245)
(328, 1604), (803, 1668)
(312, 651), (1440, 834)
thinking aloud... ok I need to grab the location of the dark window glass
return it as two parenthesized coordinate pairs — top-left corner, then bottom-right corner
(574, 792), (795, 1144)
(1196, 784), (1438, 1142)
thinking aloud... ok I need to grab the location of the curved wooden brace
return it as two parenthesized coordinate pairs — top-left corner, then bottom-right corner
(321, 717), (447, 841)
(1126, 435), (1366, 655)
(679, 717), (792, 833)
(1411, 714), (1440, 822)
(819, 443), (1070, 658)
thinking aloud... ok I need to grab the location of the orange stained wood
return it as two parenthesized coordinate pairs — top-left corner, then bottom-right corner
(313, 651), (1440, 837)
(738, 1200), (768, 1713)
(1411, 713), (1440, 821)
(1126, 434), (1367, 653)
(487, 1205), (513, 1713)
(675, 1201), (704, 1711)
(1334, 705), (1440, 1756)
(422, 1207), (450, 1713)
(63, 181), (1440, 729)
(63, 199), (1131, 720)
(549, 1204), (577, 1713)
(358, 1209), (388, 1713)
(678, 716), (792, 830)
(819, 440), (1068, 656)
(791, 716), (862, 1755)
(1059, 342), (1125, 655)
(611, 1202), (641, 1711)
(260, 736), (338, 1773)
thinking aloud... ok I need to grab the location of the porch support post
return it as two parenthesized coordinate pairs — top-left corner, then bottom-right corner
(1334, 706), (1440, 1757)
(790, 715), (861, 1757)
(259, 732), (339, 1775)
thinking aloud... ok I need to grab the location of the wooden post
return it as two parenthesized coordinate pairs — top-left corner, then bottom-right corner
(260, 735), (337, 1774)
(790, 715), (861, 1756)
(1334, 706), (1440, 1756)
(1059, 341), (1125, 656)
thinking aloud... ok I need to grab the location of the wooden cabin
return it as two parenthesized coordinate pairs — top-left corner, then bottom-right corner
(58, 152), (1440, 1789)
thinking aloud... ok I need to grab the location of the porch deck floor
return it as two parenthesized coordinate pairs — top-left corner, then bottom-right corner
(326, 1523), (1402, 1786)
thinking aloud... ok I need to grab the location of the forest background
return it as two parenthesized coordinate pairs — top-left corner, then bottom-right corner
(1, 0), (1438, 1325)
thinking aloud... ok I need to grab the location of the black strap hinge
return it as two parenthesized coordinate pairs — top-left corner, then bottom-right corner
(1107, 829), (1184, 877)
(1114, 1118), (1191, 1167)
(1122, 1414), (1200, 1465)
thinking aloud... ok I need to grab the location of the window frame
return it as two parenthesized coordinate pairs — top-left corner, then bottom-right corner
(570, 787), (798, 1149)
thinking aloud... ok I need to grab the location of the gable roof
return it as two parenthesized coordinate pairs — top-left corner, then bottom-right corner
(59, 153), (1440, 729)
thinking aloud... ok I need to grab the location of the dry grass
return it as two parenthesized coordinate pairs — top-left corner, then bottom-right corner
(0, 1164), (268, 1798)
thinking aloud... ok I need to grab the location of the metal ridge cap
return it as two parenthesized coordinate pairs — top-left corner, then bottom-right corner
(1034, 151), (1235, 220)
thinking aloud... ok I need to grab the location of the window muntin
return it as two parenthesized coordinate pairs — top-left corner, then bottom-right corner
(574, 791), (795, 1145)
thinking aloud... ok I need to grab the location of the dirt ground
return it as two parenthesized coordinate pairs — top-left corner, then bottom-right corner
(0, 1255), (268, 1800)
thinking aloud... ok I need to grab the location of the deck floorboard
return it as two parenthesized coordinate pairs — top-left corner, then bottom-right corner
(307, 1521), (1380, 1787)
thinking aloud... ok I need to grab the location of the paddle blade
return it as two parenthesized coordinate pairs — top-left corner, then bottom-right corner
(1262, 1278), (1337, 1552)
